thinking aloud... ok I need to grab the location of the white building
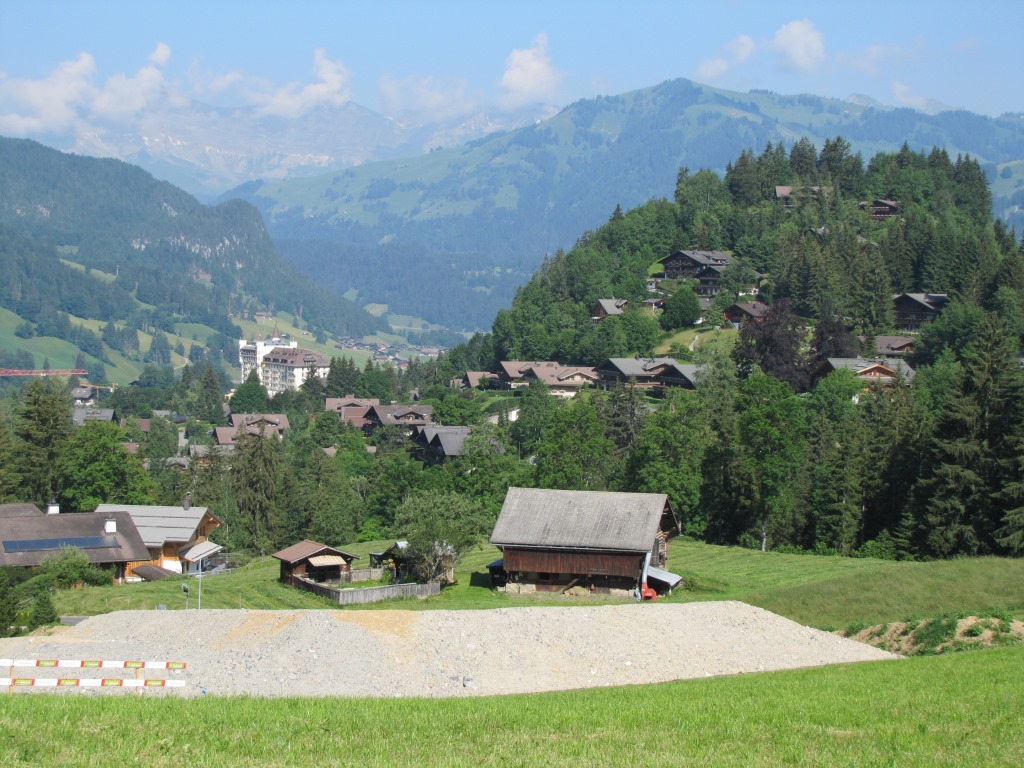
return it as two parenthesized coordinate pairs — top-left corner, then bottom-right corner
(238, 335), (328, 396)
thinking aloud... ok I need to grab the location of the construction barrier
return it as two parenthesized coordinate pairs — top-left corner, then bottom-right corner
(4, 658), (187, 693)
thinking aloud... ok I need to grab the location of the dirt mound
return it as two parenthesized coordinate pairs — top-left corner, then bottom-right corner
(0, 602), (897, 698)
(845, 615), (1024, 655)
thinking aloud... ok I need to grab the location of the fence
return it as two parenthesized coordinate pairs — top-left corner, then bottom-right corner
(290, 577), (440, 605)
(347, 567), (385, 583)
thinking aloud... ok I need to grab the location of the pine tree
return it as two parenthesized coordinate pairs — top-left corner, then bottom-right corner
(28, 591), (58, 630)
(15, 379), (72, 505)
(232, 429), (282, 553)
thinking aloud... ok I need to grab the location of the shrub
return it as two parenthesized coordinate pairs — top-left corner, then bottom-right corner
(27, 591), (59, 630)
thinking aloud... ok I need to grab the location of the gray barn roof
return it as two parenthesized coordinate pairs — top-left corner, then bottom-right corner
(491, 488), (672, 553)
(94, 504), (217, 548)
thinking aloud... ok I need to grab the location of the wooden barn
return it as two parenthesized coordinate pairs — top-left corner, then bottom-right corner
(490, 488), (681, 596)
(272, 540), (360, 585)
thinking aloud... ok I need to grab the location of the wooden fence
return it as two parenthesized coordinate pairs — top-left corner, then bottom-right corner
(290, 577), (440, 605)
(347, 567), (385, 583)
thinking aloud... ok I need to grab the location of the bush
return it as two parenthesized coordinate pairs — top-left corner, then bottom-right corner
(27, 591), (59, 630)
(38, 546), (108, 588)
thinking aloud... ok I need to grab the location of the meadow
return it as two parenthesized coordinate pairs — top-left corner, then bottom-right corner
(24, 540), (1024, 766)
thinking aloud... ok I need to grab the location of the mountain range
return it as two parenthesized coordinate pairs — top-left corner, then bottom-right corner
(10, 77), (1024, 333)
(220, 78), (1024, 330)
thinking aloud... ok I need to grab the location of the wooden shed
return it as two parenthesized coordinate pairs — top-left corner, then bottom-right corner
(272, 540), (360, 585)
(490, 488), (680, 596)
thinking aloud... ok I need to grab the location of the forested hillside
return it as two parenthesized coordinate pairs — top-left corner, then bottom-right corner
(0, 138), (386, 380)
(439, 138), (1024, 560)
(228, 78), (1024, 329)
(1, 139), (1021, 566)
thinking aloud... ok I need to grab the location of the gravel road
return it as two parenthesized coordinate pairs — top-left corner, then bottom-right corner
(0, 602), (897, 698)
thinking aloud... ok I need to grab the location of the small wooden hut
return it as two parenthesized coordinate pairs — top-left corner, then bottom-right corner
(272, 540), (360, 585)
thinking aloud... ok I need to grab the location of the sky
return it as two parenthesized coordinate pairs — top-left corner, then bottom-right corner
(0, 0), (1021, 138)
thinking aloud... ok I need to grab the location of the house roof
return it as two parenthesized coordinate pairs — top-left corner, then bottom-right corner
(524, 365), (599, 388)
(94, 504), (219, 549)
(325, 397), (379, 411)
(594, 298), (627, 316)
(0, 503), (44, 518)
(893, 293), (948, 311)
(490, 487), (673, 553)
(271, 539), (358, 564)
(132, 563), (180, 581)
(0, 511), (149, 567)
(823, 357), (916, 383)
(867, 335), (915, 355)
(73, 408), (115, 426)
(658, 250), (732, 267)
(726, 301), (770, 318)
(229, 413), (290, 430)
(601, 357), (679, 378)
(178, 539), (223, 564)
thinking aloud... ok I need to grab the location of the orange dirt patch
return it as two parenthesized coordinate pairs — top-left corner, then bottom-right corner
(212, 612), (302, 649)
(332, 610), (418, 640)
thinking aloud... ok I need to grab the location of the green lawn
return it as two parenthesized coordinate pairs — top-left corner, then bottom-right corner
(2, 648), (1022, 767)
(53, 539), (1024, 630)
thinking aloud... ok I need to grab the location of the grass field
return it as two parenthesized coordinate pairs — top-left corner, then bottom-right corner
(1, 648), (1021, 766)
(27, 540), (1024, 765)
(53, 540), (1024, 631)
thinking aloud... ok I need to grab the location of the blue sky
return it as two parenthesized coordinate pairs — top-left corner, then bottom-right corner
(0, 0), (1020, 137)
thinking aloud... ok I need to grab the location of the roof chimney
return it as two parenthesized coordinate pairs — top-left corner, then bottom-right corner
(47, 500), (59, 515)
(183, 492), (191, 511)
(105, 516), (117, 534)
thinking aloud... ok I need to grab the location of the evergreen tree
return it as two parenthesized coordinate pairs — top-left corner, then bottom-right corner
(534, 397), (613, 491)
(15, 379), (72, 505)
(28, 591), (58, 630)
(232, 429), (282, 553)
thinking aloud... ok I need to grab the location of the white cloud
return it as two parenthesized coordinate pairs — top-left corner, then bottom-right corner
(149, 42), (172, 66)
(378, 74), (475, 120)
(90, 45), (171, 121)
(766, 19), (826, 73)
(696, 34), (756, 82)
(252, 48), (351, 118)
(499, 33), (564, 107)
(0, 52), (96, 134)
(953, 37), (977, 52)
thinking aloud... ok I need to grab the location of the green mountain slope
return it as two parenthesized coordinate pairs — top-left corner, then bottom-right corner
(0, 138), (387, 381)
(226, 78), (1024, 330)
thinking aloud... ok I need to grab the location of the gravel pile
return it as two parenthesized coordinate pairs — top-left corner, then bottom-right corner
(0, 602), (897, 698)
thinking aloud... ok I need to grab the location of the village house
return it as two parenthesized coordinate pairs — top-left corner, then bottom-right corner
(489, 488), (682, 596)
(410, 424), (473, 463)
(723, 301), (770, 328)
(775, 185), (823, 209)
(450, 371), (500, 390)
(591, 298), (628, 320)
(0, 503), (149, 584)
(657, 249), (732, 280)
(272, 540), (360, 585)
(893, 293), (948, 331)
(812, 357), (916, 388)
(94, 499), (223, 579)
(694, 263), (728, 296)
(596, 357), (701, 391)
(861, 335), (915, 357)
(362, 403), (434, 434)
(859, 199), (900, 220)
(72, 407), (115, 426)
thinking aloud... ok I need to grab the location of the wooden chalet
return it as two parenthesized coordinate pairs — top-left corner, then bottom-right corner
(362, 403), (434, 433)
(591, 298), (628, 320)
(521, 364), (599, 398)
(490, 488), (680, 596)
(0, 505), (149, 583)
(859, 199), (900, 220)
(694, 264), (727, 296)
(95, 501), (223, 578)
(410, 425), (473, 463)
(893, 293), (947, 331)
(861, 335), (915, 357)
(723, 301), (770, 327)
(812, 357), (916, 388)
(657, 250), (732, 280)
(272, 539), (360, 584)
(775, 185), (822, 209)
(450, 371), (499, 390)
(596, 357), (700, 391)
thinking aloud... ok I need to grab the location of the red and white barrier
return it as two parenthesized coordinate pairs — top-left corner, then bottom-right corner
(2, 678), (186, 688)
(1, 659), (186, 670)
